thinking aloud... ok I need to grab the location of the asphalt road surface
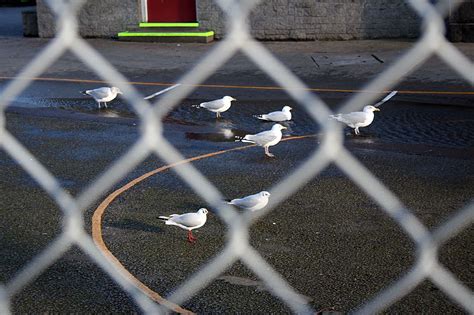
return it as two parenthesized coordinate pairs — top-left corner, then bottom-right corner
(1, 91), (473, 313)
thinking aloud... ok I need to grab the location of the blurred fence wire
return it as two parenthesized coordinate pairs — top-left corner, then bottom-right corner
(0, 0), (473, 314)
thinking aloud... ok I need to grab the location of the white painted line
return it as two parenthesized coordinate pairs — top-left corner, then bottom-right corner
(144, 83), (181, 100)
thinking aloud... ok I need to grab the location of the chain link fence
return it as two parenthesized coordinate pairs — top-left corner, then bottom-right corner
(0, 0), (473, 313)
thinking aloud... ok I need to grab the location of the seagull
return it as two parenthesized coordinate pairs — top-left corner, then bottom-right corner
(329, 91), (397, 135)
(236, 123), (287, 157)
(158, 208), (208, 243)
(81, 87), (122, 109)
(254, 106), (292, 122)
(192, 96), (236, 118)
(329, 105), (379, 135)
(227, 191), (270, 211)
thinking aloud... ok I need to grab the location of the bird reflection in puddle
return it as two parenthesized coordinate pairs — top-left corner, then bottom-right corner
(349, 133), (376, 145)
(193, 116), (299, 143)
(185, 119), (251, 142)
(97, 108), (122, 118)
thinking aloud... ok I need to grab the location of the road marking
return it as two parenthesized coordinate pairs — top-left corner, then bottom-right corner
(144, 83), (181, 100)
(1, 76), (473, 95)
(92, 135), (315, 313)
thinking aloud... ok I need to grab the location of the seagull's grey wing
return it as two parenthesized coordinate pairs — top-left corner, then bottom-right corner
(265, 111), (287, 121)
(248, 130), (279, 146)
(338, 112), (368, 125)
(170, 213), (202, 228)
(201, 99), (224, 110)
(87, 87), (111, 99)
(374, 90), (398, 107)
(232, 194), (261, 208)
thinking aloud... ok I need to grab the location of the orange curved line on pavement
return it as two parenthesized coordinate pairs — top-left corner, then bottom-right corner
(92, 135), (315, 313)
(0, 76), (473, 95)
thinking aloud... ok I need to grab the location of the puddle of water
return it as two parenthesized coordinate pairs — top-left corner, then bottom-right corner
(186, 131), (235, 142)
(347, 134), (377, 145)
(9, 97), (474, 153)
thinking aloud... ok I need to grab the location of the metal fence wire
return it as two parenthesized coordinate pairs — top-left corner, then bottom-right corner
(1, 0), (473, 314)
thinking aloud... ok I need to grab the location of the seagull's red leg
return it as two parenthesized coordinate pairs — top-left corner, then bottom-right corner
(187, 230), (196, 243)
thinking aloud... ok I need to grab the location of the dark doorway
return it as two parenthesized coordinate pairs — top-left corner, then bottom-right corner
(147, 0), (196, 23)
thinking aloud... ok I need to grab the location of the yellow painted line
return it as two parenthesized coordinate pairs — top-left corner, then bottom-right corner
(0, 76), (473, 96)
(92, 135), (315, 313)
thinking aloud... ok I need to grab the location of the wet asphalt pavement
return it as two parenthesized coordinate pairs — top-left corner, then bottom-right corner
(1, 94), (473, 314)
(1, 9), (474, 313)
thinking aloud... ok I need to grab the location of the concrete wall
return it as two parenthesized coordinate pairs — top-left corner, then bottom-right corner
(37, 0), (141, 38)
(447, 0), (474, 42)
(197, 0), (421, 40)
(37, 0), (421, 40)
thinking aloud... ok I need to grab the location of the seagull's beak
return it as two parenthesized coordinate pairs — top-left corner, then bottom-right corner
(232, 97), (237, 101)
(374, 108), (380, 111)
(282, 126), (287, 130)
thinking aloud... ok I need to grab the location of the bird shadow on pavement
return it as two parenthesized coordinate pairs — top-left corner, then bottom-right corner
(107, 218), (163, 233)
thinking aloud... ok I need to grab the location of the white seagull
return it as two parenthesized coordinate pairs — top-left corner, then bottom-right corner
(193, 96), (236, 118)
(227, 191), (271, 211)
(158, 208), (208, 243)
(329, 91), (397, 135)
(329, 105), (379, 135)
(81, 86), (122, 109)
(255, 106), (292, 122)
(236, 123), (287, 157)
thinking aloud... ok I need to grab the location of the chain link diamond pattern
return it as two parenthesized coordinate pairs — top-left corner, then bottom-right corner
(0, 0), (472, 314)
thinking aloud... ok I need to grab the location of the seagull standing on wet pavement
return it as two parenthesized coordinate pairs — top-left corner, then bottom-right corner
(329, 91), (397, 135)
(81, 86), (122, 109)
(255, 106), (292, 122)
(236, 123), (287, 157)
(192, 96), (236, 118)
(159, 208), (208, 243)
(329, 105), (380, 135)
(227, 191), (271, 211)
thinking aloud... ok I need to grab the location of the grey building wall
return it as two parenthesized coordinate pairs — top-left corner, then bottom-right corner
(37, 0), (422, 40)
(37, 0), (141, 38)
(447, 0), (474, 42)
(197, 0), (421, 40)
